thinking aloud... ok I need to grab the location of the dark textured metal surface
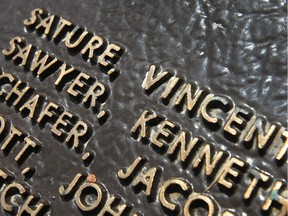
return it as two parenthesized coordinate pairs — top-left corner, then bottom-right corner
(0, 0), (287, 215)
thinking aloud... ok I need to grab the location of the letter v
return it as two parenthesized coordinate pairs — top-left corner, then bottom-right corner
(142, 65), (172, 95)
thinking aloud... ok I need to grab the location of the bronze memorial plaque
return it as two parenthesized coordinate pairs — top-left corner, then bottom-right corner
(0, 0), (287, 215)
